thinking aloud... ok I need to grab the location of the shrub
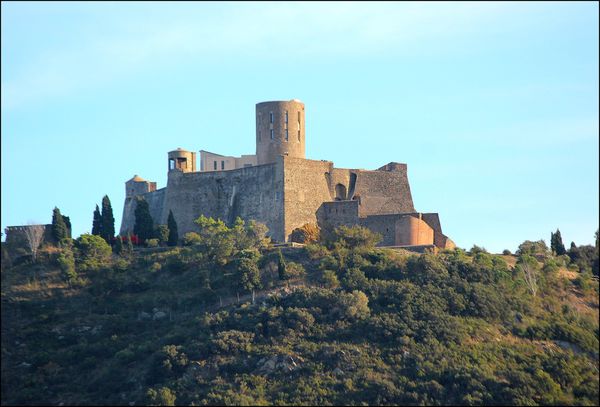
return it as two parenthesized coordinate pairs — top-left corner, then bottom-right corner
(155, 225), (169, 245)
(469, 245), (488, 255)
(329, 225), (382, 250)
(182, 232), (201, 246)
(285, 262), (306, 278)
(146, 238), (159, 248)
(57, 242), (77, 285)
(290, 223), (320, 244)
(573, 272), (592, 291)
(517, 240), (549, 258)
(211, 330), (255, 354)
(147, 387), (176, 406)
(502, 249), (512, 255)
(321, 270), (340, 289)
(342, 267), (369, 291)
(74, 234), (112, 271)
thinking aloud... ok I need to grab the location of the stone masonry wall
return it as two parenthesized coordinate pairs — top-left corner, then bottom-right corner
(352, 167), (415, 217)
(120, 163), (285, 241)
(282, 156), (335, 241)
(160, 161), (285, 241)
(120, 187), (167, 236)
(282, 156), (415, 242)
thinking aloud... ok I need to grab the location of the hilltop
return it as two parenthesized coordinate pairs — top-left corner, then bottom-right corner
(1, 223), (599, 406)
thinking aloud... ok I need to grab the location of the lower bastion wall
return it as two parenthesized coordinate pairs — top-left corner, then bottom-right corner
(121, 162), (285, 241)
(163, 161), (285, 241)
(282, 156), (416, 241)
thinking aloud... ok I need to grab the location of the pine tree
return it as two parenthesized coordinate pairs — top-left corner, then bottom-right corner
(92, 204), (102, 236)
(134, 197), (154, 243)
(101, 195), (115, 244)
(167, 210), (179, 246)
(52, 207), (68, 242)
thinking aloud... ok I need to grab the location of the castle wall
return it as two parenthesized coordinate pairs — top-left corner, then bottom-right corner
(281, 156), (416, 241)
(395, 215), (434, 246)
(282, 157), (337, 241)
(316, 200), (360, 230)
(120, 187), (167, 236)
(4, 224), (54, 252)
(160, 162), (285, 241)
(352, 166), (415, 217)
(359, 214), (404, 246)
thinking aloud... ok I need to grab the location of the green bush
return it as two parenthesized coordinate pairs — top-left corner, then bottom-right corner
(147, 386), (176, 406)
(182, 232), (201, 246)
(146, 238), (159, 248)
(321, 270), (340, 289)
(74, 233), (112, 271)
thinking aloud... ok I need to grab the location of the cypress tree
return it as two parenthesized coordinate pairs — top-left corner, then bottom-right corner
(134, 197), (154, 243)
(62, 215), (72, 238)
(101, 195), (115, 244)
(167, 210), (179, 246)
(555, 229), (566, 255)
(277, 249), (288, 280)
(92, 204), (102, 236)
(52, 207), (68, 242)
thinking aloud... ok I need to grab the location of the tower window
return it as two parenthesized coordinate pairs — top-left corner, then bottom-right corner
(285, 129), (288, 141)
(221, 160), (225, 170)
(214, 161), (217, 170)
(258, 130), (261, 141)
(285, 111), (288, 123)
(270, 112), (273, 123)
(258, 112), (262, 124)
(270, 129), (274, 139)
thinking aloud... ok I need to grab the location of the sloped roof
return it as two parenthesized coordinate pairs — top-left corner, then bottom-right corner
(128, 175), (146, 182)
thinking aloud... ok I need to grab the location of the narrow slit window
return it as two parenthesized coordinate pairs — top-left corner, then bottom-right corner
(285, 111), (288, 123)
(270, 112), (273, 123)
(285, 129), (288, 141)
(221, 160), (225, 170)
(213, 161), (217, 170)
(270, 129), (274, 139)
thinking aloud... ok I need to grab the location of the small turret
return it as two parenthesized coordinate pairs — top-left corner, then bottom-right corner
(125, 175), (156, 198)
(168, 148), (196, 173)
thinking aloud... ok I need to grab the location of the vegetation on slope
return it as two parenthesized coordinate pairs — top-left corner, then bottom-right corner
(1, 220), (598, 406)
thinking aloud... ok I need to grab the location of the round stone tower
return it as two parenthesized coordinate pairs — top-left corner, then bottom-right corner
(168, 148), (197, 173)
(256, 100), (305, 165)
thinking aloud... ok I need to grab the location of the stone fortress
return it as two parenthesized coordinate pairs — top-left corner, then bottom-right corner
(120, 99), (454, 249)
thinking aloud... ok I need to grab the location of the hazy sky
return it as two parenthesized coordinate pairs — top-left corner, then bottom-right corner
(2, 1), (598, 253)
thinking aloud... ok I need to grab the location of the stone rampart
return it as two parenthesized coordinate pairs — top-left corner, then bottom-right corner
(161, 161), (285, 241)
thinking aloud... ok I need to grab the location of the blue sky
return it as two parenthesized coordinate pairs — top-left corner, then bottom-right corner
(2, 1), (598, 253)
